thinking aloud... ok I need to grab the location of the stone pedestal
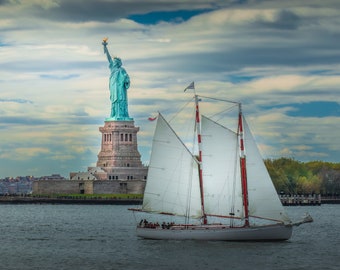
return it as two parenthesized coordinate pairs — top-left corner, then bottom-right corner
(69, 118), (148, 186)
(97, 120), (143, 168)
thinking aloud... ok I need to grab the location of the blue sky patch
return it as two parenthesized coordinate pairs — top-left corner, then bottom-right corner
(263, 101), (340, 117)
(128, 9), (212, 25)
(228, 75), (260, 83)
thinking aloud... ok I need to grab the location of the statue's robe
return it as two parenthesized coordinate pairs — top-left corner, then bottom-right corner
(108, 58), (130, 119)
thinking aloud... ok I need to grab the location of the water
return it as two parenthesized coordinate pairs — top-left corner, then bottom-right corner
(0, 204), (338, 270)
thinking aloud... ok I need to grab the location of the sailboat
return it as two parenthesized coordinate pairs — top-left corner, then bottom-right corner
(130, 87), (312, 241)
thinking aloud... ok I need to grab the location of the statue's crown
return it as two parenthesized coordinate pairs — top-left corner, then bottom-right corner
(113, 57), (122, 67)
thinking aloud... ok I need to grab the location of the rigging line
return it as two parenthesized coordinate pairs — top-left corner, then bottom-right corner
(168, 96), (195, 123)
(197, 95), (241, 105)
(230, 137), (239, 228)
(213, 104), (239, 122)
(158, 113), (198, 161)
(132, 211), (138, 225)
(202, 114), (237, 135)
(185, 156), (195, 225)
(196, 95), (239, 123)
(248, 215), (285, 223)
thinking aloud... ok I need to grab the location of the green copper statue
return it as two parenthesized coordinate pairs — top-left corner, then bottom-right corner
(102, 37), (132, 121)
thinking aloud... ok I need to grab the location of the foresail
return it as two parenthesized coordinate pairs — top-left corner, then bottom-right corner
(142, 113), (203, 218)
(201, 116), (244, 219)
(243, 117), (291, 223)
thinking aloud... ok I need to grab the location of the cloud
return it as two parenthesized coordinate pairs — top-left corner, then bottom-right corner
(0, 0), (340, 177)
(0, 147), (50, 161)
(0, 116), (54, 125)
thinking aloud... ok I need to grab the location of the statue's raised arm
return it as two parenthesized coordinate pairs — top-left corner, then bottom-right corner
(102, 37), (112, 63)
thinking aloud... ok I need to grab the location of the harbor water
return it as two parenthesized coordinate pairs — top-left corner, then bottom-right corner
(0, 204), (338, 270)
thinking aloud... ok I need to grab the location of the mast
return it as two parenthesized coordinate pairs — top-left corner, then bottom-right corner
(194, 94), (207, 225)
(238, 103), (250, 227)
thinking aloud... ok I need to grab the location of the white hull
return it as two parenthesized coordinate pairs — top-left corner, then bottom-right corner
(136, 224), (293, 241)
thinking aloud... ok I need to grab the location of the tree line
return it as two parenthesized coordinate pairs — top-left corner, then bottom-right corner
(265, 158), (340, 195)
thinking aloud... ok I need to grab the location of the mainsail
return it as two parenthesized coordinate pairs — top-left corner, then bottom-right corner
(142, 113), (203, 218)
(200, 115), (244, 218)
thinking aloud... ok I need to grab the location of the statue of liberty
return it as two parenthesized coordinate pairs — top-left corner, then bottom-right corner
(102, 37), (132, 121)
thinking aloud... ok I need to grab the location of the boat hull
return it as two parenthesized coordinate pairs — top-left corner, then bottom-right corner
(136, 224), (293, 241)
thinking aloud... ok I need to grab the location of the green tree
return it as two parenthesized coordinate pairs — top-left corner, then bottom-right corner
(264, 158), (334, 195)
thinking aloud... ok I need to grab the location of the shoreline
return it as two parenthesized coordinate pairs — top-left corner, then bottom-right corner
(0, 196), (142, 205)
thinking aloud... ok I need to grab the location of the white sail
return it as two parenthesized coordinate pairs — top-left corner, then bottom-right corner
(142, 113), (203, 218)
(243, 117), (291, 223)
(200, 116), (244, 218)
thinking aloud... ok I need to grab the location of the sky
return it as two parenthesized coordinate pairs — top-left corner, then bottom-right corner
(1, 0), (339, 178)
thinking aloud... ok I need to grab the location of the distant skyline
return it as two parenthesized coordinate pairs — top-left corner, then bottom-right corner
(1, 0), (339, 178)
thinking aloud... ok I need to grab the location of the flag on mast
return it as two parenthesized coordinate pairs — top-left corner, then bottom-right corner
(184, 81), (195, 92)
(148, 116), (157, 121)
